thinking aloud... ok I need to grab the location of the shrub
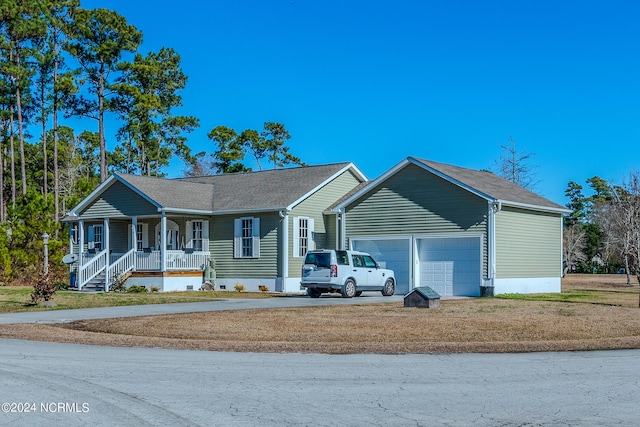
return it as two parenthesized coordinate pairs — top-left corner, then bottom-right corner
(55, 281), (69, 291)
(150, 286), (160, 293)
(109, 274), (127, 292)
(234, 283), (245, 292)
(258, 285), (269, 292)
(126, 285), (148, 293)
(31, 272), (57, 304)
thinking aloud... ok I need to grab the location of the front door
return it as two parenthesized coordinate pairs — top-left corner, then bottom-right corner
(155, 220), (180, 250)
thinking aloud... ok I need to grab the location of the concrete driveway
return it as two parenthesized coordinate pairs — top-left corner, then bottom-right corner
(0, 294), (405, 324)
(1, 296), (638, 426)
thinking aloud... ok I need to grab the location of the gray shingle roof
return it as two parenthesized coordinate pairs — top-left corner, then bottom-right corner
(411, 157), (567, 211)
(117, 162), (359, 213)
(116, 174), (216, 212)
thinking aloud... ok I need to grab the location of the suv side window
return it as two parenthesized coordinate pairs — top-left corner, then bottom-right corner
(352, 255), (364, 268)
(336, 251), (350, 265)
(362, 255), (377, 268)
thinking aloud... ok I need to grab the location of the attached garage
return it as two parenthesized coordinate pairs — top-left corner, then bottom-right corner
(416, 236), (482, 296)
(334, 157), (569, 297)
(350, 238), (412, 295)
(349, 235), (482, 296)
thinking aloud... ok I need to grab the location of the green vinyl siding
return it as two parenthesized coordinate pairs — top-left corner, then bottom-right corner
(210, 213), (280, 279)
(346, 164), (488, 235)
(344, 163), (489, 276)
(495, 207), (562, 278)
(81, 182), (157, 219)
(287, 169), (363, 277)
(109, 221), (130, 253)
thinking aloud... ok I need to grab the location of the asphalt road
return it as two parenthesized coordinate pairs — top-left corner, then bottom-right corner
(1, 296), (639, 426)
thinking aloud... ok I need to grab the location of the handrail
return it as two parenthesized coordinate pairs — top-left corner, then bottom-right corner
(107, 248), (136, 288)
(135, 250), (209, 271)
(78, 249), (108, 289)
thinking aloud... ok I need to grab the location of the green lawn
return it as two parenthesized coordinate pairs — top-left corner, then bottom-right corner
(0, 286), (272, 313)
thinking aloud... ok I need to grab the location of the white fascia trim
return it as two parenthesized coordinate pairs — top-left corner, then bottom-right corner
(413, 232), (485, 240)
(287, 163), (367, 210)
(332, 158), (411, 211)
(66, 174), (119, 217)
(160, 208), (214, 215)
(499, 200), (572, 215)
(164, 206), (291, 216)
(348, 234), (414, 243)
(211, 207), (284, 216)
(333, 157), (496, 212)
(115, 173), (164, 210)
(407, 157), (495, 202)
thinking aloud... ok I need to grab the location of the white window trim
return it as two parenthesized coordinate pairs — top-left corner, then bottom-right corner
(88, 224), (103, 250)
(234, 217), (260, 258)
(293, 216), (315, 258)
(128, 223), (149, 251)
(185, 220), (209, 251)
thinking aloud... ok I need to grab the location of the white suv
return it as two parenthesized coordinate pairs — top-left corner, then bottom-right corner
(300, 249), (396, 298)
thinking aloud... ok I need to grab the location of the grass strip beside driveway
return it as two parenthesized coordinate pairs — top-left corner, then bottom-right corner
(0, 287), (271, 313)
(0, 275), (639, 354)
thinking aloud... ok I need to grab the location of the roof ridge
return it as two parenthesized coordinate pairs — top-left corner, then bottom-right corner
(174, 161), (353, 181)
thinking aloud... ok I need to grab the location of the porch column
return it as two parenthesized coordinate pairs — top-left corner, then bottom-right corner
(131, 216), (138, 250)
(131, 216), (137, 272)
(160, 212), (167, 272)
(104, 218), (110, 292)
(78, 219), (85, 262)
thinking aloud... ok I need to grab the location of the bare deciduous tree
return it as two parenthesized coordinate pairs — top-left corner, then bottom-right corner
(563, 223), (586, 275)
(495, 136), (538, 190)
(610, 171), (640, 306)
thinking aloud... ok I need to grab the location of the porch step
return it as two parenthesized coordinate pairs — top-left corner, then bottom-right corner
(80, 274), (106, 292)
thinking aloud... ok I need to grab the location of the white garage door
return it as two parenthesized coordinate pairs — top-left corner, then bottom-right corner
(418, 237), (481, 296)
(350, 238), (411, 295)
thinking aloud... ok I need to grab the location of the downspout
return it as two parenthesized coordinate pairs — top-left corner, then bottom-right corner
(279, 209), (289, 292)
(78, 219), (85, 262)
(487, 200), (502, 284)
(560, 215), (565, 277)
(335, 210), (341, 249)
(340, 208), (347, 250)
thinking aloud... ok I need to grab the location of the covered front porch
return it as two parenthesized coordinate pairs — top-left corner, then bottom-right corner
(69, 215), (213, 291)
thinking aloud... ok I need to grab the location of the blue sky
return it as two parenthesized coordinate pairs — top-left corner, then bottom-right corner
(79, 0), (640, 205)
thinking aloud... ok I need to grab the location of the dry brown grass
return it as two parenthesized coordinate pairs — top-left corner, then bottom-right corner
(1, 274), (640, 354)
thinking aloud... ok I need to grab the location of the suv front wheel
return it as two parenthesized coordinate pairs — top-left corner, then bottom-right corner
(341, 279), (356, 298)
(381, 278), (395, 296)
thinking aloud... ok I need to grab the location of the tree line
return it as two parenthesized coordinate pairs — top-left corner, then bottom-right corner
(2, 1), (637, 293)
(0, 0), (303, 285)
(563, 173), (640, 291)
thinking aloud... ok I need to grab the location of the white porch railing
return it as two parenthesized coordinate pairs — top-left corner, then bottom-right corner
(135, 250), (161, 271)
(166, 250), (210, 271)
(78, 250), (210, 289)
(107, 248), (136, 286)
(78, 249), (108, 287)
(124, 250), (210, 271)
